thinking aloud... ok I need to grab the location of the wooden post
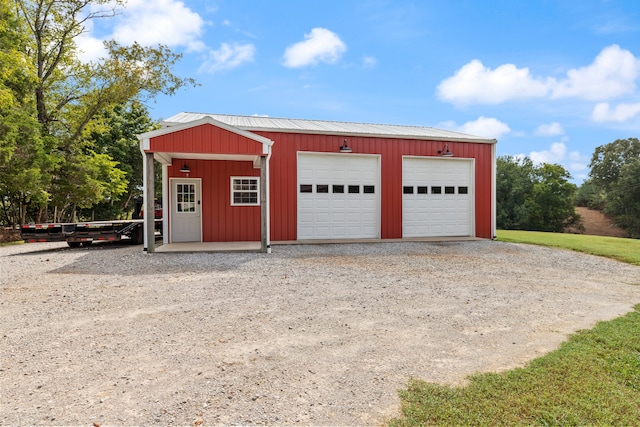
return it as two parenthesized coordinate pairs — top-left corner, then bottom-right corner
(260, 155), (268, 253)
(143, 152), (155, 254)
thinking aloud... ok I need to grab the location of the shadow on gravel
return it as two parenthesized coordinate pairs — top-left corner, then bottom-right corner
(49, 245), (260, 276)
(7, 240), (139, 256)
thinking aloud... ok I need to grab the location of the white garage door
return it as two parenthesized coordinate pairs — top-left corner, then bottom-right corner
(298, 153), (380, 239)
(403, 157), (474, 237)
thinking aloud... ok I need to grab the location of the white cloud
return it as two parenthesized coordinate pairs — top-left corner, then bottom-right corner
(552, 45), (640, 100)
(199, 42), (255, 73)
(363, 56), (377, 68)
(437, 60), (551, 105)
(439, 117), (510, 139)
(75, 0), (206, 62)
(111, 0), (206, 51)
(534, 122), (564, 136)
(458, 117), (511, 139)
(76, 32), (108, 62)
(568, 151), (589, 174)
(591, 102), (640, 122)
(530, 142), (568, 164)
(438, 45), (640, 109)
(283, 28), (346, 68)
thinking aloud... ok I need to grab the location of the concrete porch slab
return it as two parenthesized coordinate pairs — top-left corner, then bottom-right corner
(156, 241), (261, 253)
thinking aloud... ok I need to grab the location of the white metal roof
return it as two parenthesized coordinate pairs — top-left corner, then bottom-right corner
(161, 112), (497, 144)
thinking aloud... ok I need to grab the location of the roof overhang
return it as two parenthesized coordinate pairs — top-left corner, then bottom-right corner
(242, 126), (498, 144)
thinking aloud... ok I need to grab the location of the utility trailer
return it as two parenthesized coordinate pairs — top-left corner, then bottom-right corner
(21, 219), (161, 247)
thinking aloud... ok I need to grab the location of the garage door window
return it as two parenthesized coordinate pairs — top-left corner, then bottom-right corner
(231, 177), (260, 206)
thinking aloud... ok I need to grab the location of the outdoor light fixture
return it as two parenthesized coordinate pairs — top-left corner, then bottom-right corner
(339, 139), (352, 153)
(179, 162), (190, 173)
(438, 144), (454, 157)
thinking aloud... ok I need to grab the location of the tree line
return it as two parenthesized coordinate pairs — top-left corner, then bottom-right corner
(497, 137), (640, 238)
(2, 2), (638, 239)
(0, 0), (194, 227)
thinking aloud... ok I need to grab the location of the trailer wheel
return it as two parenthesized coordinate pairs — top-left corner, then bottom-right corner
(131, 225), (144, 245)
(67, 241), (81, 248)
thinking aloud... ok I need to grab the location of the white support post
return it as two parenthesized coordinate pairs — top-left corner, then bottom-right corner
(260, 155), (268, 253)
(143, 152), (155, 253)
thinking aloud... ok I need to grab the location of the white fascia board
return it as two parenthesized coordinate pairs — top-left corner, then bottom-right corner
(138, 136), (151, 152)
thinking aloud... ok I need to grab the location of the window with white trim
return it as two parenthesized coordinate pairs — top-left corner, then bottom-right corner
(231, 177), (260, 206)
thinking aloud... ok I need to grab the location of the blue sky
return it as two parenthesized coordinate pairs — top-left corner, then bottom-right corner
(80, 0), (640, 182)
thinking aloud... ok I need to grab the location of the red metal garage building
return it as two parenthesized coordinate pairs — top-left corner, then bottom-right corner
(138, 113), (497, 253)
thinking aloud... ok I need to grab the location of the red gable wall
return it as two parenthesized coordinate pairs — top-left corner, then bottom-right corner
(150, 123), (264, 155)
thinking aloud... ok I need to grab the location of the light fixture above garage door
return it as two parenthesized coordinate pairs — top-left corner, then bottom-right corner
(438, 144), (454, 157)
(339, 139), (352, 153)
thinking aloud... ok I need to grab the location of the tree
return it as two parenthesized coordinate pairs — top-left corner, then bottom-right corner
(496, 156), (534, 229)
(496, 155), (580, 232)
(589, 138), (640, 237)
(0, 0), (52, 226)
(604, 160), (640, 237)
(574, 179), (605, 210)
(79, 101), (156, 220)
(10, 0), (196, 222)
(526, 163), (579, 232)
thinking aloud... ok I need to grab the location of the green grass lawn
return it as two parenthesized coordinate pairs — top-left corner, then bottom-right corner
(389, 231), (640, 426)
(497, 229), (640, 266)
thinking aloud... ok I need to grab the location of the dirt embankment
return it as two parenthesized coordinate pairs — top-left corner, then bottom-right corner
(574, 206), (627, 237)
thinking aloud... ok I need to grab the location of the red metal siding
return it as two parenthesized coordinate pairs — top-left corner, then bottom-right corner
(157, 126), (493, 242)
(253, 131), (494, 241)
(151, 124), (263, 155)
(167, 158), (261, 242)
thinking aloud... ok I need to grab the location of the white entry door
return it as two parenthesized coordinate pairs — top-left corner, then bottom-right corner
(170, 178), (202, 242)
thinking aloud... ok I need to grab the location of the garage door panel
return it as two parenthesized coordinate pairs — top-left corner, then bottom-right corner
(298, 153), (380, 240)
(403, 158), (473, 237)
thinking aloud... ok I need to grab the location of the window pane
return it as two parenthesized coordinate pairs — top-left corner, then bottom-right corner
(403, 186), (414, 194)
(333, 185), (344, 194)
(417, 186), (428, 194)
(445, 186), (455, 194)
(300, 184), (313, 193)
(363, 185), (375, 194)
(458, 186), (468, 194)
(231, 177), (260, 206)
(348, 185), (360, 194)
(317, 184), (329, 193)
(432, 186), (442, 194)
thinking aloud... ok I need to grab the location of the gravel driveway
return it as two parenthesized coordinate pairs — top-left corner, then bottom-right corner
(2, 240), (640, 426)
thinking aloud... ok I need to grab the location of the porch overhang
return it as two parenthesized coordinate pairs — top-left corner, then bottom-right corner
(153, 152), (264, 168)
(137, 116), (274, 254)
